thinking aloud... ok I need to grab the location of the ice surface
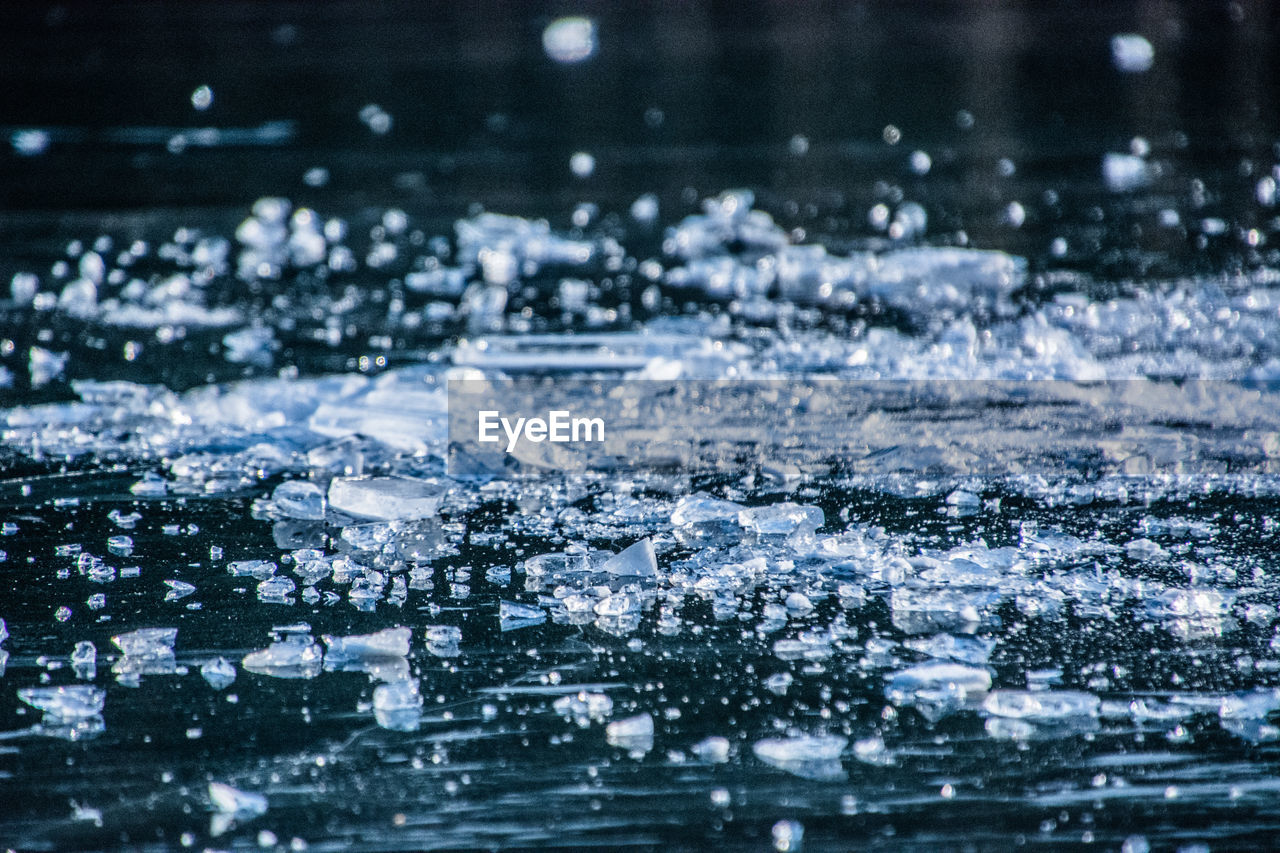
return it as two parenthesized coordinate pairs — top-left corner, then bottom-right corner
(18, 685), (106, 721)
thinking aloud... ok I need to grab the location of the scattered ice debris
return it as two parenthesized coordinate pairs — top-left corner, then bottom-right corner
(1111, 33), (1154, 73)
(322, 627), (411, 660)
(372, 679), (423, 731)
(606, 712), (655, 754)
(18, 685), (105, 721)
(327, 476), (442, 520)
(543, 16), (597, 64)
(499, 600), (546, 631)
(201, 657), (237, 689)
(164, 579), (196, 601)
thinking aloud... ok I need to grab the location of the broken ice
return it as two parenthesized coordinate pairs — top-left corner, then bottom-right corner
(606, 712), (655, 754)
(112, 627), (177, 657)
(322, 626), (411, 660)
(372, 680), (423, 732)
(327, 476), (442, 520)
(499, 600), (546, 631)
(18, 685), (105, 721)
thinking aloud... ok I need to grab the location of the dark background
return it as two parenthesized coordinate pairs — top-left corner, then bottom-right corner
(1, 0), (1277, 215)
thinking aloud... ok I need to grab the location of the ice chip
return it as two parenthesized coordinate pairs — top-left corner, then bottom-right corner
(322, 627), (411, 660)
(18, 685), (105, 721)
(272, 480), (326, 520)
(228, 560), (277, 580)
(328, 476), (442, 520)
(691, 735), (731, 763)
(606, 712), (655, 753)
(982, 690), (1101, 721)
(164, 579), (196, 601)
(201, 657), (237, 690)
(738, 503), (824, 539)
(111, 627), (177, 658)
(242, 636), (322, 678)
(372, 680), (423, 731)
(753, 735), (847, 779)
(209, 782), (267, 818)
(1103, 153), (1151, 192)
(553, 691), (614, 726)
(543, 16), (597, 64)
(601, 538), (657, 577)
(671, 494), (745, 526)
(885, 663), (992, 714)
(1111, 33), (1154, 73)
(499, 600), (546, 630)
